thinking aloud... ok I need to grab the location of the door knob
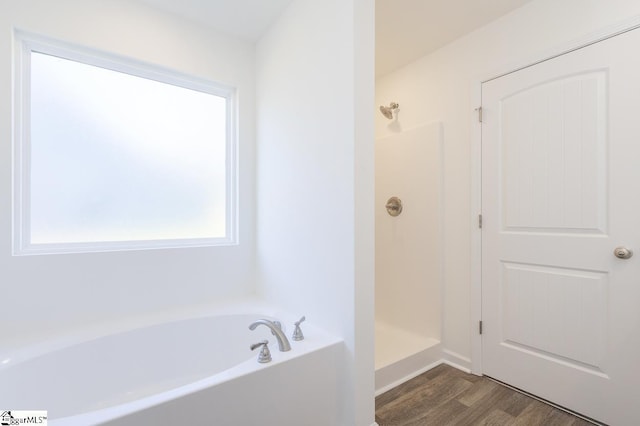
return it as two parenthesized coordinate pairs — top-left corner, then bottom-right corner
(614, 247), (633, 259)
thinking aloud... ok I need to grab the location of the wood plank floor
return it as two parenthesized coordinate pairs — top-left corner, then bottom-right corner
(375, 364), (596, 426)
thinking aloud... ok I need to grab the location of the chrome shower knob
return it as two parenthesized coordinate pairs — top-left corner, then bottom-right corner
(385, 197), (403, 217)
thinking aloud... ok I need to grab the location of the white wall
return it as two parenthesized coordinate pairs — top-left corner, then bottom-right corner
(376, 0), (640, 364)
(0, 0), (256, 348)
(255, 0), (375, 424)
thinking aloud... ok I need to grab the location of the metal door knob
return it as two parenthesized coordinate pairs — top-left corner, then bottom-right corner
(614, 247), (633, 259)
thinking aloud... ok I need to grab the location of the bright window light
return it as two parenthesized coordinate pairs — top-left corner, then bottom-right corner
(14, 33), (237, 254)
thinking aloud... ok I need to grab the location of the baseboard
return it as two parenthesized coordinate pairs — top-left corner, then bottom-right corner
(442, 349), (473, 373)
(375, 348), (476, 397)
(375, 359), (442, 396)
(375, 342), (442, 396)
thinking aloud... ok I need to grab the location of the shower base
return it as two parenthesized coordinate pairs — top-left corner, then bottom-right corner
(375, 320), (441, 395)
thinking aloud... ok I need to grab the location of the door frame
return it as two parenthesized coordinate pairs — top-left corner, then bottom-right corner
(470, 15), (640, 376)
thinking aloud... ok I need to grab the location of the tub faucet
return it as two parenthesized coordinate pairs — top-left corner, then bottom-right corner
(249, 319), (291, 352)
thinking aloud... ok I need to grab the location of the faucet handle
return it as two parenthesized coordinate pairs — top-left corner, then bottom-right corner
(250, 340), (272, 363)
(292, 316), (306, 341)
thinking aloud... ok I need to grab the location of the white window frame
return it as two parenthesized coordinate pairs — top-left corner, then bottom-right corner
(13, 31), (238, 255)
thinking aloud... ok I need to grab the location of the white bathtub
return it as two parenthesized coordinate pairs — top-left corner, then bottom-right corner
(0, 312), (342, 425)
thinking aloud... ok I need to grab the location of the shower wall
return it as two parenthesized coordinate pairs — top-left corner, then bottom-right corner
(375, 122), (443, 364)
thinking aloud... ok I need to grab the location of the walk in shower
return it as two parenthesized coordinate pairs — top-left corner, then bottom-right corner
(375, 114), (444, 394)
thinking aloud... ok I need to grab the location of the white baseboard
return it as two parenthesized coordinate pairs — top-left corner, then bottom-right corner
(375, 359), (442, 396)
(375, 342), (442, 396)
(442, 349), (473, 373)
(375, 347), (476, 397)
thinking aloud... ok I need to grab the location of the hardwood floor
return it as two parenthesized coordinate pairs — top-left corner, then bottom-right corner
(375, 364), (596, 426)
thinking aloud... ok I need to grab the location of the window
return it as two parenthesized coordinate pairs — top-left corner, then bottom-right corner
(13, 32), (237, 255)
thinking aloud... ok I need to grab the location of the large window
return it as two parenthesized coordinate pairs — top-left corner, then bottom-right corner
(13, 32), (237, 255)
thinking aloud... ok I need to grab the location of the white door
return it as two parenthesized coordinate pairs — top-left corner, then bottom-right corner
(482, 27), (640, 425)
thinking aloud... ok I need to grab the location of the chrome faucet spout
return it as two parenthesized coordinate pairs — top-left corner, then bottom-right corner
(249, 319), (291, 352)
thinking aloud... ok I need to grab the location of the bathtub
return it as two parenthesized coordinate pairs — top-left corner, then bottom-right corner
(0, 312), (342, 425)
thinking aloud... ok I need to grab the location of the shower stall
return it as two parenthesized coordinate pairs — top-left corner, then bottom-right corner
(375, 112), (444, 394)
